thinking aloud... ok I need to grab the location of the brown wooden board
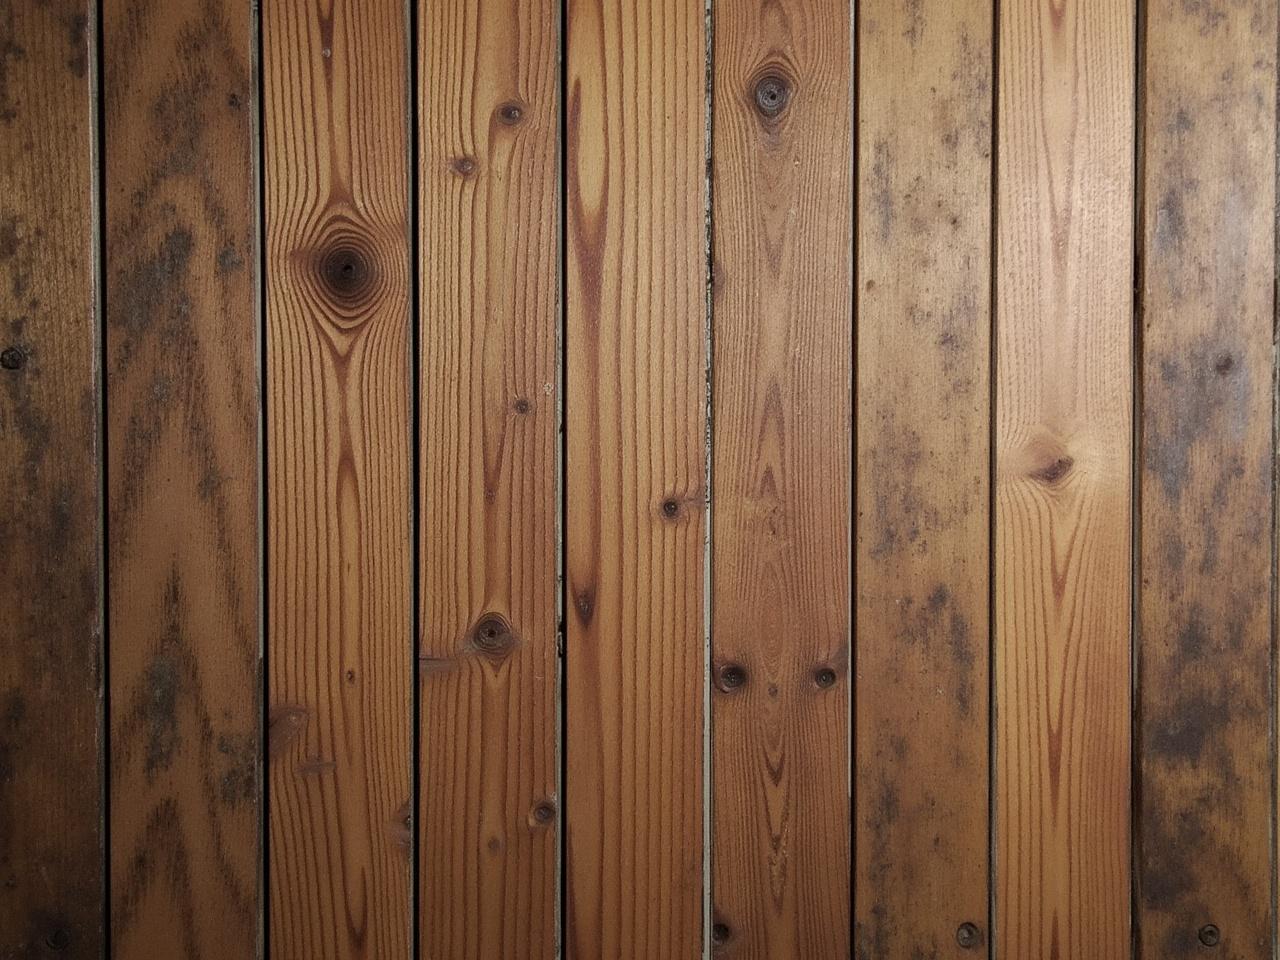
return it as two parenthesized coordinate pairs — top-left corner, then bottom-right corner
(854, 0), (992, 956)
(710, 0), (852, 955)
(0, 2), (103, 957)
(417, 0), (559, 955)
(102, 1), (260, 954)
(263, 0), (412, 956)
(563, 0), (708, 953)
(994, 0), (1136, 956)
(1137, 1), (1277, 956)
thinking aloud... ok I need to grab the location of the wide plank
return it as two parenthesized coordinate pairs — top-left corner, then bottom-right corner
(0, 2), (103, 956)
(994, 0), (1135, 955)
(263, 1), (413, 956)
(418, 0), (559, 955)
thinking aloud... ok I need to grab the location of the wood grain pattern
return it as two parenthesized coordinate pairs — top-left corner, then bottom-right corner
(995, 0), (1135, 956)
(563, 0), (707, 953)
(854, 0), (992, 956)
(710, 0), (850, 955)
(102, 1), (260, 955)
(0, 2), (103, 957)
(417, 0), (559, 956)
(1137, 1), (1276, 956)
(263, 1), (412, 956)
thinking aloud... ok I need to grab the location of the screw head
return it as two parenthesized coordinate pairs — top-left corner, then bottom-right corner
(44, 927), (71, 951)
(0, 347), (24, 370)
(711, 922), (731, 945)
(956, 922), (981, 949)
(1198, 924), (1220, 947)
(718, 663), (746, 690)
(814, 666), (837, 688)
(753, 74), (790, 117)
(661, 498), (680, 518)
(532, 801), (556, 824)
(497, 101), (524, 125)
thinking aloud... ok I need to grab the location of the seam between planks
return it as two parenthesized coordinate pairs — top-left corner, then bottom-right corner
(987, 0), (1000, 954)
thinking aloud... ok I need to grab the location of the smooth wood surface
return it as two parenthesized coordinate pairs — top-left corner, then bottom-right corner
(710, 0), (851, 955)
(563, 0), (707, 953)
(0, 2), (103, 957)
(1138, 1), (1277, 956)
(995, 0), (1135, 956)
(103, 1), (260, 954)
(418, 0), (559, 955)
(263, 0), (412, 956)
(854, 0), (992, 956)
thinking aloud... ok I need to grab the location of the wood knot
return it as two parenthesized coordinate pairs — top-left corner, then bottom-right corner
(1032, 455), (1074, 486)
(1213, 353), (1234, 376)
(319, 244), (374, 302)
(715, 662), (747, 692)
(451, 155), (478, 177)
(513, 397), (532, 415)
(751, 69), (792, 119)
(660, 497), (681, 520)
(496, 100), (525, 126)
(530, 799), (557, 826)
(469, 613), (515, 659)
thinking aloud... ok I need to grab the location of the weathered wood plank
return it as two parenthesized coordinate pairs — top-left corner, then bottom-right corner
(710, 0), (851, 955)
(0, 2), (103, 956)
(994, 0), (1135, 955)
(854, 0), (992, 955)
(263, 1), (412, 956)
(563, 0), (707, 953)
(1137, 1), (1277, 956)
(418, 0), (559, 955)
(102, 1), (260, 954)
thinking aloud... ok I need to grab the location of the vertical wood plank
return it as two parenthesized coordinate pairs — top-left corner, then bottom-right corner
(994, 0), (1135, 956)
(854, 0), (992, 955)
(1138, 1), (1277, 956)
(563, 0), (707, 953)
(418, 0), (558, 955)
(0, 2), (103, 957)
(709, 0), (851, 955)
(263, 0), (412, 956)
(102, 1), (260, 954)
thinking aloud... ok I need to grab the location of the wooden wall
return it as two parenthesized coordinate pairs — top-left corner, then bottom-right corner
(1, 1), (1278, 958)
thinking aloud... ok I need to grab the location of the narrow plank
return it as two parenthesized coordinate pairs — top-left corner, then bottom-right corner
(1137, 1), (1277, 956)
(263, 1), (412, 956)
(0, 2), (103, 956)
(710, 0), (851, 955)
(102, 1), (260, 954)
(563, 0), (707, 952)
(418, 0), (559, 955)
(994, 0), (1135, 956)
(854, 0), (992, 955)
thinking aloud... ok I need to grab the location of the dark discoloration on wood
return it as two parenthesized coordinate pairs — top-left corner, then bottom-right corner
(1138, 2), (1276, 957)
(0, 2), (103, 956)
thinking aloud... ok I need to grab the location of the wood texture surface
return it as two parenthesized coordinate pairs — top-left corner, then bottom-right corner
(563, 0), (707, 953)
(710, 0), (851, 955)
(0, 2), (103, 957)
(418, 0), (559, 956)
(102, 1), (260, 955)
(994, 0), (1135, 956)
(263, 1), (412, 956)
(854, 0), (992, 956)
(1137, 1), (1277, 956)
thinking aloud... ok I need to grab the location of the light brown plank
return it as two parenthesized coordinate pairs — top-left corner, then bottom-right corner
(854, 0), (992, 955)
(710, 0), (851, 955)
(563, 0), (707, 953)
(1137, 1), (1277, 956)
(0, 2), (103, 956)
(263, 1), (412, 956)
(418, 0), (559, 955)
(994, 0), (1135, 956)
(102, 1), (260, 954)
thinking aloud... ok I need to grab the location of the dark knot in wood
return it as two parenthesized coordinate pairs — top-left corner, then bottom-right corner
(753, 72), (791, 118)
(318, 243), (374, 305)
(716, 662), (747, 692)
(470, 613), (515, 659)
(496, 101), (525, 126)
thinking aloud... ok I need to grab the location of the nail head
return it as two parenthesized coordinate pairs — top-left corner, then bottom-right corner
(1, 347), (24, 370)
(956, 922), (981, 949)
(1198, 924), (1220, 947)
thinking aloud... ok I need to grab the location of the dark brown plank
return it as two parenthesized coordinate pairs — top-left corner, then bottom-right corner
(855, 0), (992, 955)
(1138, 1), (1277, 956)
(0, 2), (103, 957)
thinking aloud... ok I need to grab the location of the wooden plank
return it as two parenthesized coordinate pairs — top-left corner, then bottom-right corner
(102, 1), (260, 954)
(994, 0), (1135, 956)
(263, 0), (412, 956)
(417, 0), (558, 955)
(563, 0), (707, 953)
(1137, 1), (1277, 956)
(0, 2), (104, 957)
(709, 0), (850, 955)
(854, 0), (991, 956)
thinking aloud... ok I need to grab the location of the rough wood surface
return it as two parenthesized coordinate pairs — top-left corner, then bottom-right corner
(710, 0), (851, 955)
(263, 0), (412, 956)
(102, 1), (260, 955)
(0, 2), (103, 957)
(854, 0), (992, 956)
(417, 0), (559, 955)
(994, 0), (1135, 956)
(563, 0), (707, 953)
(1137, 1), (1277, 956)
